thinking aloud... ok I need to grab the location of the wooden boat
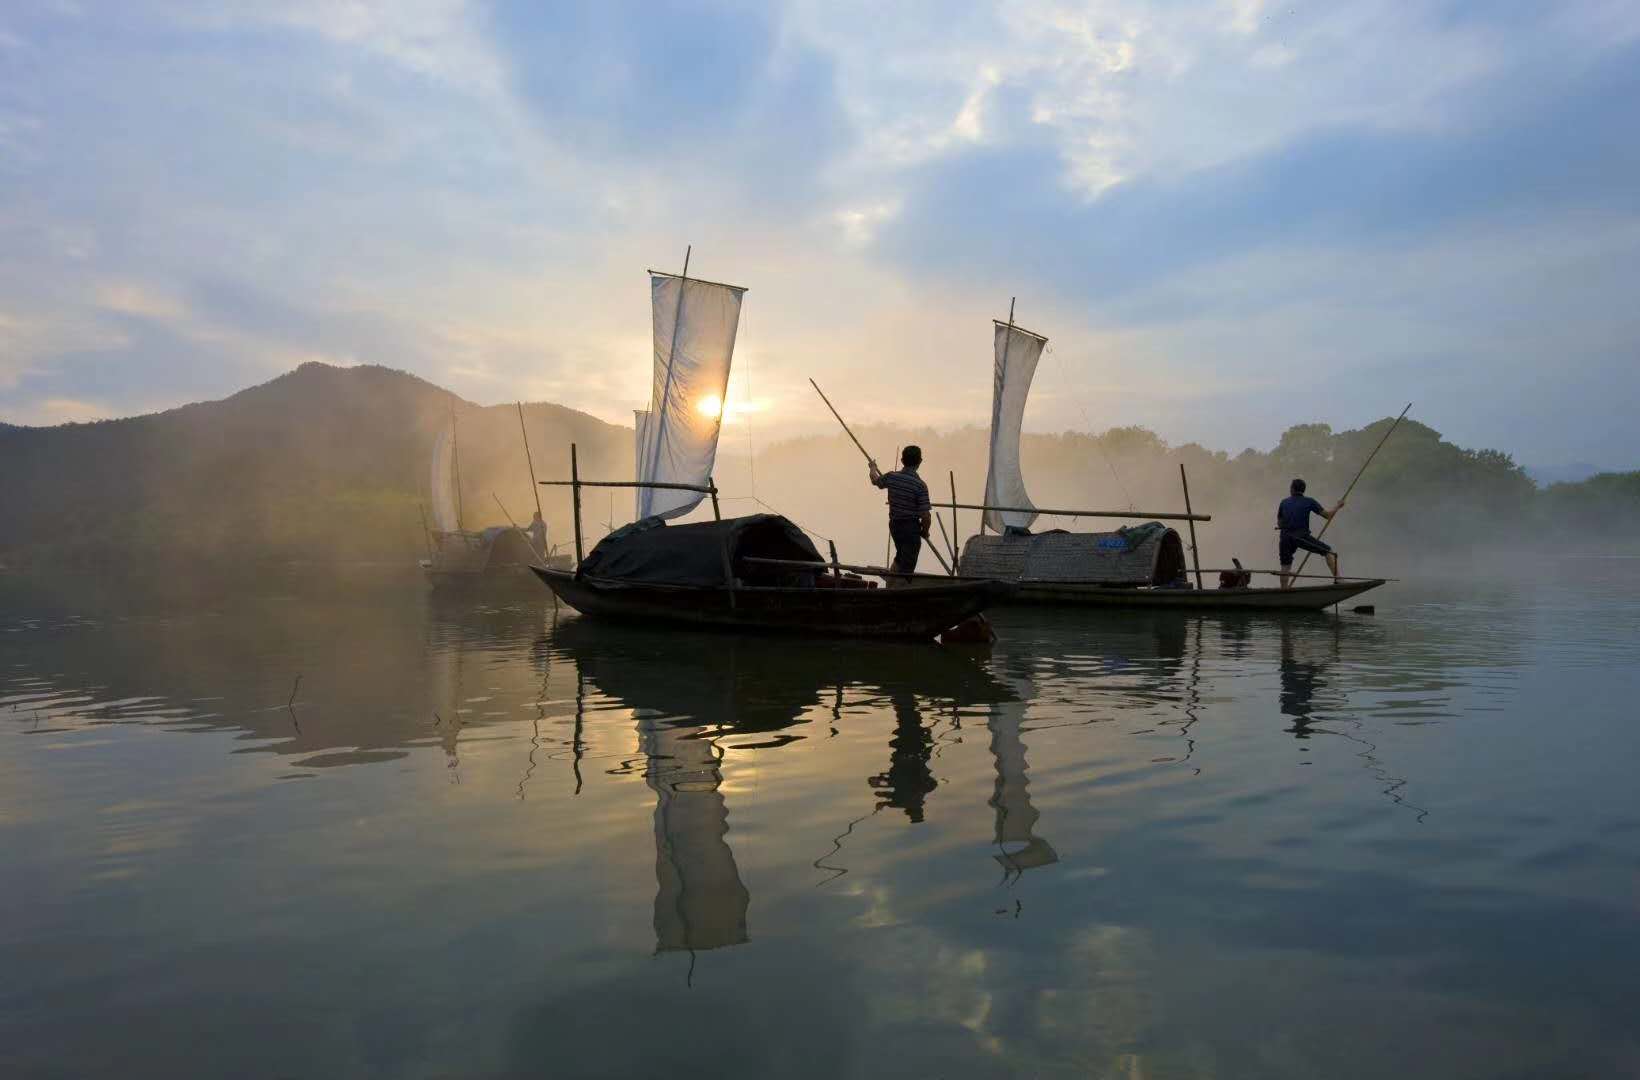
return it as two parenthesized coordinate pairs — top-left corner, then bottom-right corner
(422, 529), (571, 590)
(993, 576), (1385, 610)
(945, 524), (1385, 610)
(420, 397), (570, 589)
(532, 513), (1010, 639)
(919, 300), (1388, 613)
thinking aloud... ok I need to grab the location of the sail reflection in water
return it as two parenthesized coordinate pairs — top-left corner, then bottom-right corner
(546, 618), (1024, 953)
(642, 713), (750, 953)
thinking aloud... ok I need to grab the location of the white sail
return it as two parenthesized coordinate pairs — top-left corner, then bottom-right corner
(633, 408), (655, 519)
(638, 271), (745, 520)
(429, 426), (461, 533)
(982, 320), (1048, 533)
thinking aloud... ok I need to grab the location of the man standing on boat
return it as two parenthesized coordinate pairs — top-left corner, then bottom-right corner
(1278, 478), (1344, 589)
(869, 446), (932, 582)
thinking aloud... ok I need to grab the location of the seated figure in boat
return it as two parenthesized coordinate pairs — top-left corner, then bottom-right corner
(868, 445), (932, 582)
(1277, 478), (1345, 589)
(527, 511), (548, 557)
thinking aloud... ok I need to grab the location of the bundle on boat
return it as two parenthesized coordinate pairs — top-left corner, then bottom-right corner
(958, 523), (1189, 588)
(534, 513), (1010, 639)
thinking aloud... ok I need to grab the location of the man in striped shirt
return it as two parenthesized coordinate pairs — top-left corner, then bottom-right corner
(869, 445), (932, 578)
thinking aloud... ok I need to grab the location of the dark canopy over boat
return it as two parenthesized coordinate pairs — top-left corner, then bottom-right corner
(534, 513), (1009, 639)
(577, 514), (821, 587)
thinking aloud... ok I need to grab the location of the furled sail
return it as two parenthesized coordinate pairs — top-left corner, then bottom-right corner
(637, 271), (746, 521)
(429, 426), (461, 533)
(982, 320), (1048, 533)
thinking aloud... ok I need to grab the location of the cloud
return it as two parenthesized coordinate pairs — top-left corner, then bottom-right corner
(0, 0), (1637, 464)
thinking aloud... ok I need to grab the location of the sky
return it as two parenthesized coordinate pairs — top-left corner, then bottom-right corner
(1, 0), (1637, 466)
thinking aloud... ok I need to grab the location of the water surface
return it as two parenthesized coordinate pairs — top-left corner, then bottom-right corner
(3, 565), (1638, 1078)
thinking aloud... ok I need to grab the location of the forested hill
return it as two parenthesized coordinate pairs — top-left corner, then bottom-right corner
(0, 362), (630, 569)
(3, 362), (1635, 573)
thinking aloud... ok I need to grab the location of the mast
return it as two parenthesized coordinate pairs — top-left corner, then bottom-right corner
(642, 245), (691, 517)
(983, 298), (1016, 535)
(449, 395), (464, 532)
(517, 401), (543, 521)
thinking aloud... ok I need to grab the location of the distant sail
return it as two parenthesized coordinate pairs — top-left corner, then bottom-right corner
(638, 271), (746, 520)
(982, 320), (1048, 532)
(429, 426), (460, 533)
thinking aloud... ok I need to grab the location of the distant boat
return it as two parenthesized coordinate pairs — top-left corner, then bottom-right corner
(419, 406), (568, 589)
(533, 514), (1009, 639)
(945, 305), (1384, 612)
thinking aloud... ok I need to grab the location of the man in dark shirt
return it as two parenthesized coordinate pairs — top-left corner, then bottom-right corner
(1277, 478), (1345, 588)
(869, 445), (932, 581)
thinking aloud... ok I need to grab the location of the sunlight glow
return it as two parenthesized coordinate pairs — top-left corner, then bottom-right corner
(696, 394), (723, 419)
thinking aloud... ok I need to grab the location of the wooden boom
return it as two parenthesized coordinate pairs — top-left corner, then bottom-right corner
(951, 501), (1210, 523)
(541, 479), (716, 493)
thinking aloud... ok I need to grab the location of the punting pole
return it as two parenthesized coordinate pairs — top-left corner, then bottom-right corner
(569, 443), (584, 570)
(808, 378), (877, 467)
(949, 470), (960, 563)
(1179, 464), (1203, 590)
(517, 402), (543, 521)
(1296, 403), (1412, 576)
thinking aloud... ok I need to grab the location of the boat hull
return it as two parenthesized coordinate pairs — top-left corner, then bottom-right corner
(1000, 578), (1385, 610)
(532, 569), (1009, 639)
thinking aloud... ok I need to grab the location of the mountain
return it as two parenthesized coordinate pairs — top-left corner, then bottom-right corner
(0, 362), (631, 569)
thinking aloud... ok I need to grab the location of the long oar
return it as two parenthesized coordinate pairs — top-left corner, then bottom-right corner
(1297, 403), (1412, 575)
(809, 378), (953, 576)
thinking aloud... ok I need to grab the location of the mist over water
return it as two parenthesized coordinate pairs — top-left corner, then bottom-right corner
(4, 561), (1638, 1078)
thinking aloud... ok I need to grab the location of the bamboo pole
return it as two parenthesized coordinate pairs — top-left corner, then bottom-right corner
(923, 535), (954, 575)
(739, 556), (915, 579)
(948, 471), (960, 562)
(709, 474), (720, 521)
(1197, 568), (1397, 581)
(934, 512), (957, 575)
(449, 396), (464, 531)
(1296, 403), (1412, 576)
(1179, 464), (1203, 590)
(569, 443), (584, 569)
(948, 501), (1210, 522)
(738, 556), (1386, 583)
(640, 246), (691, 516)
(808, 378), (877, 466)
(540, 479), (716, 493)
(517, 402), (543, 520)
(983, 297), (1016, 538)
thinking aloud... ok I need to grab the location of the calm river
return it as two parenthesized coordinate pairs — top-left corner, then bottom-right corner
(3, 563), (1638, 1078)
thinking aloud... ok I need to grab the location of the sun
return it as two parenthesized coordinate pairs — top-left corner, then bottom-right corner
(695, 394), (724, 419)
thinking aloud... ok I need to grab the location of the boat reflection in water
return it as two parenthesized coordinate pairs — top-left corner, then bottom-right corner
(542, 617), (1025, 955)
